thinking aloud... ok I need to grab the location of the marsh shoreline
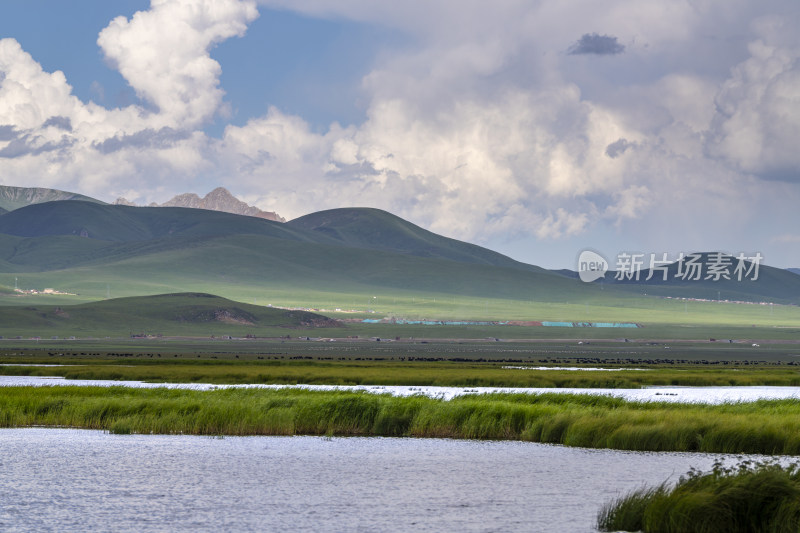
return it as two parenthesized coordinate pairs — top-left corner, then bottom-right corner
(3, 385), (800, 455)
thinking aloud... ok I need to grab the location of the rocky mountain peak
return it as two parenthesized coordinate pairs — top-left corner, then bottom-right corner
(0, 185), (104, 212)
(161, 193), (202, 208)
(115, 187), (285, 222)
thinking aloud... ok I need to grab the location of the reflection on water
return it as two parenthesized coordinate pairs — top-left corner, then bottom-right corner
(0, 429), (754, 532)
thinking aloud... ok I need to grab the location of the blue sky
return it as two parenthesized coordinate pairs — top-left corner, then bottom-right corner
(0, 0), (798, 269)
(0, 2), (393, 131)
(210, 9), (406, 135)
(0, 2), (146, 106)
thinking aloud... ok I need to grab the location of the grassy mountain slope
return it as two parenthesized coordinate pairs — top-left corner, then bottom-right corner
(0, 201), (324, 243)
(1, 201), (799, 329)
(0, 202), (575, 300)
(11, 230), (800, 330)
(0, 293), (336, 337)
(0, 185), (104, 212)
(3, 232), (602, 301)
(288, 208), (545, 272)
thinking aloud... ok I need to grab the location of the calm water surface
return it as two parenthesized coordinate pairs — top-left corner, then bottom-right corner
(0, 429), (752, 532)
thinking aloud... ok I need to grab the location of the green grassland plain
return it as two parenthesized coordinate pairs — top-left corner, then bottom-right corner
(2, 332), (800, 387)
(0, 287), (798, 341)
(0, 289), (798, 456)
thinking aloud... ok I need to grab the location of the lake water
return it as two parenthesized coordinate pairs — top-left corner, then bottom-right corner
(0, 429), (759, 532)
(2, 376), (796, 530)
(3, 374), (800, 403)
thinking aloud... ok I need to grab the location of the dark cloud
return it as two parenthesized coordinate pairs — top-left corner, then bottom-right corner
(237, 149), (274, 174)
(0, 125), (17, 141)
(605, 138), (631, 158)
(747, 166), (800, 184)
(42, 116), (73, 132)
(569, 33), (625, 55)
(0, 123), (76, 158)
(324, 160), (382, 179)
(93, 127), (191, 154)
(0, 133), (74, 159)
(0, 138), (30, 158)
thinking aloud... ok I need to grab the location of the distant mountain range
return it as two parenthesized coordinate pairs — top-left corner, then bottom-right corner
(0, 184), (284, 222)
(788, 268), (800, 276)
(116, 187), (285, 222)
(0, 185), (798, 307)
(0, 199), (598, 305)
(0, 185), (104, 212)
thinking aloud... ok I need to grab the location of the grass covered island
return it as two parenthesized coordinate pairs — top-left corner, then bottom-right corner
(3, 386), (800, 456)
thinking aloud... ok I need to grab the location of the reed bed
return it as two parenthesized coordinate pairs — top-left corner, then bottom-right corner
(3, 387), (800, 455)
(3, 360), (800, 389)
(597, 460), (800, 532)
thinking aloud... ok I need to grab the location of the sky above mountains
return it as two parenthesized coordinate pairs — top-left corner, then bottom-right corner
(0, 0), (798, 268)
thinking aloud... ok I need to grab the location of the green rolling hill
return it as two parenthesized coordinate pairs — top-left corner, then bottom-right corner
(0, 201), (584, 301)
(0, 293), (337, 337)
(0, 201), (318, 243)
(288, 207), (545, 272)
(0, 199), (798, 330)
(0, 200), (635, 323)
(0, 202), (543, 272)
(0, 230), (603, 304)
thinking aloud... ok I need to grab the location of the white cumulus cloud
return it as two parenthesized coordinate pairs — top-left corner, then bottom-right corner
(0, 0), (260, 199)
(97, 0), (258, 127)
(0, 0), (799, 267)
(708, 15), (800, 181)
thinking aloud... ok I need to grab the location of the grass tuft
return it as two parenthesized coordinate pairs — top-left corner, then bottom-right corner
(598, 460), (800, 532)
